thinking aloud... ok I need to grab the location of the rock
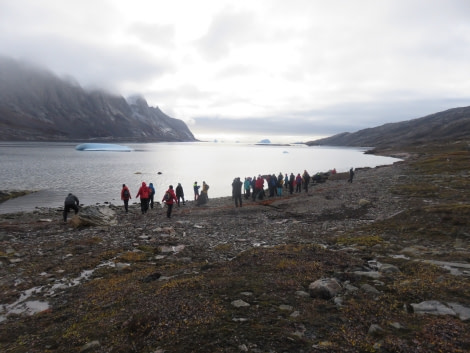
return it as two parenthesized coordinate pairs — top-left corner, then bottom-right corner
(448, 302), (470, 321)
(70, 206), (117, 227)
(142, 272), (161, 282)
(279, 304), (293, 311)
(361, 283), (381, 295)
(411, 300), (456, 316)
(379, 263), (400, 274)
(295, 290), (310, 297)
(231, 299), (250, 308)
(359, 199), (371, 206)
(80, 340), (100, 352)
(309, 278), (342, 299)
(368, 324), (384, 336)
(353, 271), (381, 279)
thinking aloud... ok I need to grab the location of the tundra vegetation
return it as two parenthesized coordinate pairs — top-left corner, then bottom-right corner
(0, 140), (469, 353)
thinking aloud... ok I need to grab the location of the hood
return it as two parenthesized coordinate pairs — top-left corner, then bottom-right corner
(142, 182), (146, 187)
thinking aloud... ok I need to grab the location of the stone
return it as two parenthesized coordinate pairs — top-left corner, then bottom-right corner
(309, 278), (342, 299)
(379, 263), (400, 274)
(70, 206), (117, 227)
(361, 283), (381, 295)
(231, 299), (250, 308)
(80, 340), (100, 352)
(448, 302), (470, 321)
(411, 300), (456, 316)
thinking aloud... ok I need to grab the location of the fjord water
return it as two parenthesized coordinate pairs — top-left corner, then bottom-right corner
(0, 142), (400, 214)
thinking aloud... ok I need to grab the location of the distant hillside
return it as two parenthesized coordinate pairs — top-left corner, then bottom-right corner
(0, 57), (196, 142)
(307, 106), (470, 148)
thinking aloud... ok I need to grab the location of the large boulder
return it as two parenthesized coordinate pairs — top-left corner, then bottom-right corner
(70, 206), (117, 227)
(308, 278), (342, 299)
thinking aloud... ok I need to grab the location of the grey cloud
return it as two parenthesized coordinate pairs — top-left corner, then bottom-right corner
(128, 22), (176, 48)
(196, 10), (259, 60)
(0, 32), (174, 94)
(191, 97), (470, 137)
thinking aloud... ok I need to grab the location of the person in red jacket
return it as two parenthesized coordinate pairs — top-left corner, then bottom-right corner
(121, 184), (132, 213)
(136, 181), (150, 214)
(162, 185), (178, 218)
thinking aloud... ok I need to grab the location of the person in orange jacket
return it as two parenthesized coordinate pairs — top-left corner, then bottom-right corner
(136, 181), (150, 214)
(121, 184), (131, 213)
(162, 185), (177, 218)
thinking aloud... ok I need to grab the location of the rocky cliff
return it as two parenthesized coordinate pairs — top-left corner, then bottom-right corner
(0, 57), (196, 142)
(307, 106), (470, 148)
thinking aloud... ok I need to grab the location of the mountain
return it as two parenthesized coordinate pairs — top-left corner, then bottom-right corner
(307, 106), (470, 148)
(0, 57), (196, 142)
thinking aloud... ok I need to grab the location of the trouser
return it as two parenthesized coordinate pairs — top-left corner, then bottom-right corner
(123, 199), (129, 212)
(244, 188), (250, 199)
(140, 198), (149, 214)
(63, 203), (78, 222)
(149, 195), (154, 209)
(234, 194), (242, 207)
(166, 203), (174, 218)
(177, 196), (185, 206)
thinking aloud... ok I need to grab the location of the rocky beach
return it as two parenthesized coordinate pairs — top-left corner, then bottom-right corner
(1, 141), (469, 353)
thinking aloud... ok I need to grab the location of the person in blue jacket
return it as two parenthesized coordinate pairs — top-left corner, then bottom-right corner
(148, 182), (155, 209)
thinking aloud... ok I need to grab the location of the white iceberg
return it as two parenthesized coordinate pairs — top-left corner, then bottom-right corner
(75, 143), (133, 152)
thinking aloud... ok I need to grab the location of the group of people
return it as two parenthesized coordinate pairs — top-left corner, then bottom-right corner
(193, 181), (210, 205)
(63, 167), (356, 221)
(121, 181), (188, 218)
(235, 170), (313, 204)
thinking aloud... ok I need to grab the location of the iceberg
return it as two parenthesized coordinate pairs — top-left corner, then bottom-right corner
(75, 143), (133, 152)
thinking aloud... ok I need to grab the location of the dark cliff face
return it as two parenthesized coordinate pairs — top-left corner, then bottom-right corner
(307, 106), (470, 148)
(0, 57), (196, 142)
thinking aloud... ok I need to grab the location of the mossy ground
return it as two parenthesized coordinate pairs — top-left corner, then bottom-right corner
(1, 141), (469, 352)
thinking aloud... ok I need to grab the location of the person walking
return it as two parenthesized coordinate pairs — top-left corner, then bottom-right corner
(121, 184), (131, 213)
(193, 181), (200, 201)
(289, 173), (295, 194)
(277, 172), (284, 196)
(136, 181), (150, 214)
(295, 173), (302, 193)
(176, 183), (185, 206)
(244, 177), (251, 199)
(232, 177), (243, 207)
(302, 170), (311, 193)
(148, 183), (155, 209)
(202, 181), (209, 199)
(348, 168), (355, 183)
(162, 185), (177, 218)
(63, 193), (79, 222)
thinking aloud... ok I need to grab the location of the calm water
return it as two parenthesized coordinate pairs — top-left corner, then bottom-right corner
(0, 142), (400, 213)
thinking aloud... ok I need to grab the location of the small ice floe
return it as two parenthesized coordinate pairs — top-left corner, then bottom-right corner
(75, 143), (133, 152)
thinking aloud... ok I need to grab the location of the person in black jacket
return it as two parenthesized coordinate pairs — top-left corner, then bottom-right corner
(175, 183), (185, 207)
(63, 193), (79, 222)
(232, 177), (243, 207)
(348, 168), (355, 183)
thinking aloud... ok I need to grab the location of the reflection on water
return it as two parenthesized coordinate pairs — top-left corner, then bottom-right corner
(0, 142), (400, 214)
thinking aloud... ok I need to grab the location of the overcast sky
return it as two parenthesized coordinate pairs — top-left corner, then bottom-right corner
(1, 0), (470, 142)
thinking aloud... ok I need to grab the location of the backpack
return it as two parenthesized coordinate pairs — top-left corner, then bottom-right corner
(123, 189), (130, 198)
(164, 191), (170, 201)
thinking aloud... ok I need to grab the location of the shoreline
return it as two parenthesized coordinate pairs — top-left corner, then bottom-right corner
(1, 142), (470, 351)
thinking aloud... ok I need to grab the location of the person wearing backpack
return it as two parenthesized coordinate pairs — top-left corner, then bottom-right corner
(121, 184), (132, 213)
(162, 185), (177, 218)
